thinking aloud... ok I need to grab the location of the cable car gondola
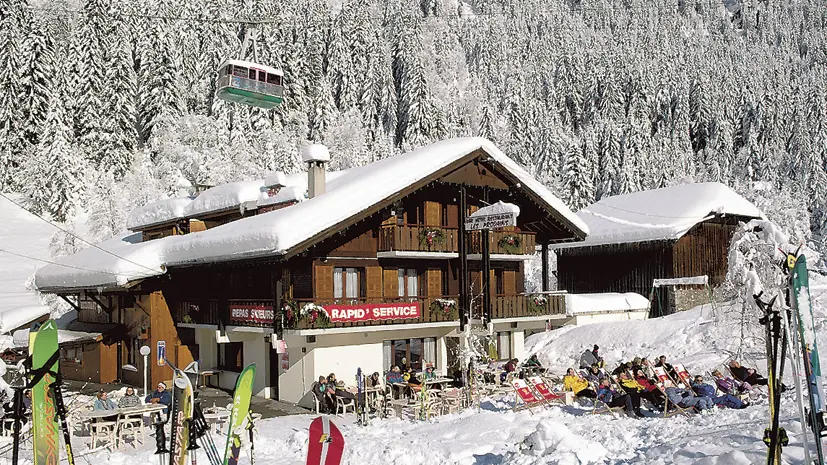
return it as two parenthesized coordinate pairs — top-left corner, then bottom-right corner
(216, 59), (284, 109)
(215, 23), (284, 109)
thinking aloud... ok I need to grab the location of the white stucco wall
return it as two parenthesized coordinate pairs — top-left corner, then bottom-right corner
(571, 310), (648, 326)
(195, 328), (217, 372)
(216, 330), (270, 397)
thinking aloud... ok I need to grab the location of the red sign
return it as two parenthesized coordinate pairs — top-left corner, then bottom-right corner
(324, 303), (421, 322)
(229, 305), (274, 324)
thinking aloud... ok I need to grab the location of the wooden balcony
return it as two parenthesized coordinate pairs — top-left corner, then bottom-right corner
(176, 300), (219, 325)
(490, 293), (566, 319)
(378, 224), (536, 255)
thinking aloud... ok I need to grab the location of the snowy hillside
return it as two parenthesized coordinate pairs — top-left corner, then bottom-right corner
(0, 194), (52, 335)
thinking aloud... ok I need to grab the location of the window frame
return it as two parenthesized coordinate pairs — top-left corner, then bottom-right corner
(219, 342), (244, 372)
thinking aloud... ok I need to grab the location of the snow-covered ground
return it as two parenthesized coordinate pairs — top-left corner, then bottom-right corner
(3, 278), (826, 464)
(0, 194), (53, 338)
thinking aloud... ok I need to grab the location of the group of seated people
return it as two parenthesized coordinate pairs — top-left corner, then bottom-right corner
(481, 354), (545, 385)
(313, 372), (359, 414)
(563, 350), (768, 418)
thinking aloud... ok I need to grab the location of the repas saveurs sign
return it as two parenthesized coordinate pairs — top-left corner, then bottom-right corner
(228, 302), (421, 324)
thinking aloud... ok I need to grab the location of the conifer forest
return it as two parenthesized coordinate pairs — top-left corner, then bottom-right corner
(0, 0), (826, 260)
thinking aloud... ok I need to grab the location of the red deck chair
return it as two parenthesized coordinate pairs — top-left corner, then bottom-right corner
(512, 379), (544, 412)
(527, 376), (568, 405)
(673, 363), (692, 389)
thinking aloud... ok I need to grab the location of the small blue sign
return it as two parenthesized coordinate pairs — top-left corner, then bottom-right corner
(157, 341), (166, 366)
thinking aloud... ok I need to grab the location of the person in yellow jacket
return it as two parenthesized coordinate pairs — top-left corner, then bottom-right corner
(563, 368), (596, 398)
(619, 371), (663, 407)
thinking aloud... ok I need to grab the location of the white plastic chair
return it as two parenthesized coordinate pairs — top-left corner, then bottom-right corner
(117, 413), (144, 447)
(336, 396), (355, 415)
(90, 420), (117, 449)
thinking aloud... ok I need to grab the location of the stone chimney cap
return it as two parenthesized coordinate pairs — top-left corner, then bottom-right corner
(301, 144), (330, 163)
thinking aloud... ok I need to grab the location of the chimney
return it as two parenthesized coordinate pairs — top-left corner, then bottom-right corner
(302, 144), (330, 198)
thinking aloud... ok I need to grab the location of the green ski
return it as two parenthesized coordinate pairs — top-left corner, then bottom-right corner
(223, 363), (256, 465)
(30, 320), (60, 465)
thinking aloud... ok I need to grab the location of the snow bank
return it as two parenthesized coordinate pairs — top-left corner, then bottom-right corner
(565, 292), (649, 315)
(555, 182), (763, 249)
(0, 194), (53, 333)
(182, 179), (265, 217)
(126, 197), (193, 230)
(519, 419), (608, 463)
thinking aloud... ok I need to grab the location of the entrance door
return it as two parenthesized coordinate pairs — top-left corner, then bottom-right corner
(268, 346), (280, 400)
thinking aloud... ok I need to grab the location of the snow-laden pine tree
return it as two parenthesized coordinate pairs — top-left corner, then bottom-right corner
(562, 136), (594, 211)
(19, 17), (56, 149)
(24, 93), (85, 223)
(140, 25), (185, 143)
(309, 75), (338, 142)
(0, 1), (25, 189)
(86, 170), (126, 242)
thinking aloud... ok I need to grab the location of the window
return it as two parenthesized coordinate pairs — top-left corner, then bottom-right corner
(60, 347), (82, 364)
(333, 267), (364, 301)
(397, 268), (418, 298)
(386, 338), (436, 371)
(248, 69), (256, 80)
(232, 66), (247, 77)
(266, 73), (282, 85)
(219, 342), (243, 372)
(495, 268), (504, 295)
(258, 70), (266, 82)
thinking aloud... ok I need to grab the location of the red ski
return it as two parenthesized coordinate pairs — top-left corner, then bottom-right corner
(306, 417), (344, 465)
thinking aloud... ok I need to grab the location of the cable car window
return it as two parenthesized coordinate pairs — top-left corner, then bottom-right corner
(248, 69), (256, 80)
(232, 66), (247, 77)
(266, 74), (281, 85)
(258, 70), (266, 82)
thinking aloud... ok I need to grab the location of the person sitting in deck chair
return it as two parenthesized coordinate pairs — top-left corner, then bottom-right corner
(501, 358), (519, 384)
(597, 378), (643, 417)
(612, 362), (633, 377)
(563, 368), (596, 398)
(583, 363), (607, 385)
(620, 371), (663, 408)
(691, 375), (747, 409)
(712, 369), (752, 394)
(579, 348), (598, 369)
(655, 355), (677, 379)
(633, 369), (665, 407)
(665, 386), (713, 413)
(728, 360), (784, 391)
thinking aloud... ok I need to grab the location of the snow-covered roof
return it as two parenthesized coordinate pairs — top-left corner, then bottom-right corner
(35, 137), (587, 290)
(34, 233), (166, 291)
(564, 292), (650, 316)
(264, 171), (288, 188)
(161, 137), (587, 265)
(126, 197), (193, 231)
(222, 59), (283, 76)
(470, 201), (520, 218)
(552, 182), (763, 249)
(257, 185), (306, 208)
(183, 180), (265, 218)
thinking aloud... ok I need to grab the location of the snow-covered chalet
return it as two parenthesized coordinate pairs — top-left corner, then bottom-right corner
(553, 183), (763, 316)
(34, 137), (617, 402)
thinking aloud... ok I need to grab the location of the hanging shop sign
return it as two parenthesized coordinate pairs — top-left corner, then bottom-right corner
(324, 302), (421, 323)
(229, 304), (275, 325)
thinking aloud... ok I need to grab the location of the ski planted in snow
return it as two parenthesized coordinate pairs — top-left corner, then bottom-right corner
(790, 253), (826, 465)
(171, 372), (194, 465)
(30, 320), (64, 465)
(306, 416), (344, 465)
(223, 363), (256, 465)
(756, 294), (787, 465)
(355, 368), (366, 426)
(192, 402), (222, 465)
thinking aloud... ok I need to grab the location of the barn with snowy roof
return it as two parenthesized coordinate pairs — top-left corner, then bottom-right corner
(32, 137), (645, 401)
(552, 182), (763, 316)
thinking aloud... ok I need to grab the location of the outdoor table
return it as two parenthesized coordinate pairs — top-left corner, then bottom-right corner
(203, 408), (230, 434)
(199, 369), (222, 388)
(78, 403), (168, 449)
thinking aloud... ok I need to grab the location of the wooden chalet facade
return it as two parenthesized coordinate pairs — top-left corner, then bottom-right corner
(35, 138), (589, 402)
(554, 183), (763, 316)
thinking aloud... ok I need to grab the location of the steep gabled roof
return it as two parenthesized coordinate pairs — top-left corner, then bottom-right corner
(35, 137), (587, 291)
(552, 182), (763, 250)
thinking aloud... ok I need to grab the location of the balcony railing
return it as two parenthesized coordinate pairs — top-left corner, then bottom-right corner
(378, 224), (536, 255)
(176, 300), (219, 325)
